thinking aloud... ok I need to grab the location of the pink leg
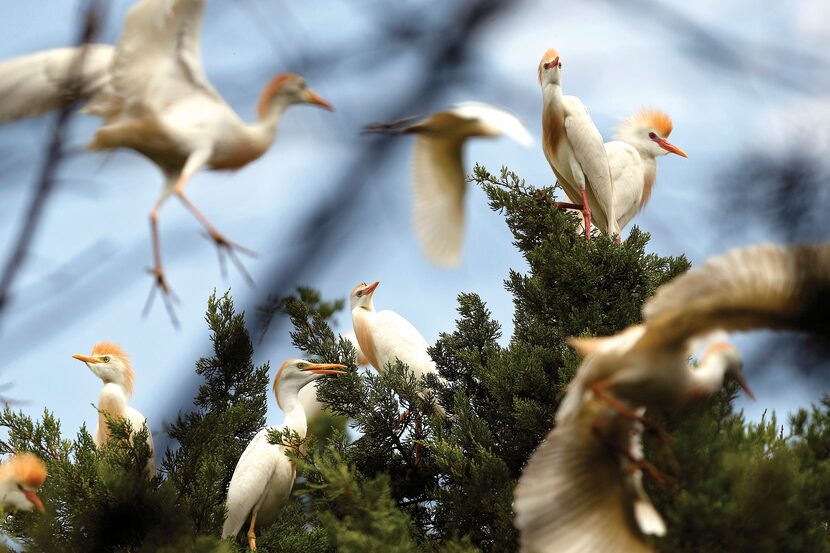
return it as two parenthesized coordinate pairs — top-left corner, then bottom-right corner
(581, 187), (591, 243)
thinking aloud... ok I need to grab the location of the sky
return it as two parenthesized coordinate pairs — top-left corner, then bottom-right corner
(0, 0), (828, 455)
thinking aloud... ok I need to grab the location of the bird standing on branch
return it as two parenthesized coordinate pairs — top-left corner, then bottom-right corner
(0, 0), (334, 306)
(222, 359), (346, 551)
(364, 103), (532, 266)
(538, 48), (618, 242)
(0, 453), (47, 513)
(72, 341), (156, 476)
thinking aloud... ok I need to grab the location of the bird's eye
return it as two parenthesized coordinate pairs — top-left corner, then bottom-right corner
(102, 356), (111, 363)
(298, 362), (306, 369)
(558, 62), (562, 68)
(648, 132), (657, 139)
(356, 291), (362, 297)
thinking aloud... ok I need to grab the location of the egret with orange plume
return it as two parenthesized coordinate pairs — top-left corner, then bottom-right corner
(0, 0), (333, 299)
(365, 103), (532, 266)
(350, 281), (447, 417)
(538, 48), (618, 241)
(0, 453), (47, 513)
(222, 359), (346, 551)
(72, 341), (156, 475)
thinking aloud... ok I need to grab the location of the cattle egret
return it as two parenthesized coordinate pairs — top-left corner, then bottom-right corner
(538, 49), (618, 241)
(0, 453), (47, 513)
(350, 281), (447, 417)
(298, 330), (368, 422)
(72, 341), (156, 475)
(365, 103), (533, 266)
(223, 359), (346, 550)
(0, 0), (333, 297)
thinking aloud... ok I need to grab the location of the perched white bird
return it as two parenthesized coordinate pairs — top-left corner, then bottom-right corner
(350, 281), (446, 416)
(72, 341), (156, 475)
(603, 109), (687, 234)
(365, 103), (533, 266)
(0, 0), (333, 295)
(0, 453), (47, 513)
(222, 359), (346, 551)
(539, 48), (618, 241)
(298, 330), (368, 422)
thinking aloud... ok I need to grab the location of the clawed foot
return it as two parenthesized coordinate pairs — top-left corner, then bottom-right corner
(205, 230), (256, 287)
(143, 266), (180, 328)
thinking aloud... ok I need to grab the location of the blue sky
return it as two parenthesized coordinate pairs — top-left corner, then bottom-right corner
(0, 0), (828, 451)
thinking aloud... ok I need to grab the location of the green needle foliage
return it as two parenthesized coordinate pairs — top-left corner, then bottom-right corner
(1, 168), (829, 551)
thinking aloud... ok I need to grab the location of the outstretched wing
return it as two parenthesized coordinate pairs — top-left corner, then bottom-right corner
(449, 102), (534, 147)
(0, 45), (114, 123)
(642, 243), (830, 348)
(514, 398), (655, 553)
(111, 0), (219, 113)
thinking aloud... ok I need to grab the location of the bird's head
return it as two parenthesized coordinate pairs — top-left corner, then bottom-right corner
(350, 281), (379, 311)
(614, 109), (687, 159)
(72, 341), (134, 396)
(702, 342), (754, 400)
(257, 73), (333, 119)
(0, 453), (46, 513)
(273, 359), (347, 410)
(538, 48), (562, 86)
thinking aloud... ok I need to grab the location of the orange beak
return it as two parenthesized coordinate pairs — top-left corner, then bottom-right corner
(23, 490), (45, 513)
(71, 354), (97, 364)
(734, 372), (755, 401)
(544, 56), (560, 70)
(363, 281), (380, 295)
(652, 136), (688, 158)
(306, 89), (334, 111)
(302, 363), (348, 375)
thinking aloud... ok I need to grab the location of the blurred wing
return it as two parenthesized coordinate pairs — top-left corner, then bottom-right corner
(221, 429), (280, 538)
(642, 243), (830, 348)
(449, 102), (534, 147)
(112, 0), (219, 112)
(605, 141), (644, 232)
(411, 133), (466, 267)
(0, 45), (113, 123)
(563, 96), (616, 234)
(514, 398), (655, 553)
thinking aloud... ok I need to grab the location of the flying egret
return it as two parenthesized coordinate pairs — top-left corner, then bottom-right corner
(538, 48), (618, 242)
(0, 0), (333, 298)
(0, 453), (47, 513)
(364, 103), (533, 266)
(350, 281), (447, 417)
(222, 359), (346, 551)
(72, 341), (156, 475)
(298, 331), (368, 422)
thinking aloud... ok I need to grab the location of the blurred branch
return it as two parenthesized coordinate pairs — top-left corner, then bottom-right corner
(0, 0), (107, 331)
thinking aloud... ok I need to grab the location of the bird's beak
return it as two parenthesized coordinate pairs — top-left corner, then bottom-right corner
(303, 363), (348, 375)
(734, 372), (755, 401)
(71, 354), (97, 364)
(305, 89), (334, 111)
(23, 490), (45, 513)
(544, 56), (560, 70)
(653, 136), (688, 158)
(363, 281), (380, 295)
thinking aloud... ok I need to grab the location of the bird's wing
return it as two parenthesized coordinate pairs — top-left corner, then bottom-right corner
(641, 243), (830, 349)
(221, 428), (281, 538)
(514, 398), (655, 553)
(448, 102), (534, 147)
(111, 0), (220, 112)
(562, 96), (616, 233)
(124, 405), (156, 476)
(372, 310), (437, 379)
(411, 133), (467, 267)
(605, 141), (644, 232)
(341, 331), (369, 366)
(0, 45), (114, 123)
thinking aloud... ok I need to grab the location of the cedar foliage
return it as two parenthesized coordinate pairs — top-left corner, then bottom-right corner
(1, 168), (829, 551)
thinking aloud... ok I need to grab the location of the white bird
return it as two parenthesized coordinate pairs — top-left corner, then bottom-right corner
(0, 453), (47, 513)
(0, 0), (333, 296)
(364, 102), (533, 266)
(298, 331), (368, 423)
(222, 359), (346, 551)
(350, 281), (446, 416)
(539, 48), (618, 241)
(72, 341), (156, 476)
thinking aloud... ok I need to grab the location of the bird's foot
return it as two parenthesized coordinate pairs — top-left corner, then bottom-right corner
(247, 533), (257, 551)
(204, 230), (257, 287)
(632, 457), (674, 491)
(142, 267), (180, 328)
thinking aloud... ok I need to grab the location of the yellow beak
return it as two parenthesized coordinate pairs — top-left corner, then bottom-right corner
(303, 363), (347, 375)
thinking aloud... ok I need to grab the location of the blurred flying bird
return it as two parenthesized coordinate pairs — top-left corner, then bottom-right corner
(222, 359), (346, 551)
(0, 0), (333, 302)
(0, 453), (47, 513)
(364, 103), (533, 266)
(538, 49), (618, 241)
(72, 341), (156, 475)
(350, 281), (447, 417)
(298, 330), (368, 422)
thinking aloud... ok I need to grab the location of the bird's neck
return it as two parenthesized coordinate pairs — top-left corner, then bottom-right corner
(541, 83), (564, 106)
(279, 394), (309, 440)
(100, 380), (131, 401)
(254, 96), (293, 141)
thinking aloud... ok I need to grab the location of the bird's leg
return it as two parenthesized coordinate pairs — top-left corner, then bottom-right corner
(550, 201), (584, 210)
(142, 186), (180, 327)
(247, 511), (258, 551)
(589, 381), (673, 446)
(591, 415), (673, 490)
(580, 186), (592, 243)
